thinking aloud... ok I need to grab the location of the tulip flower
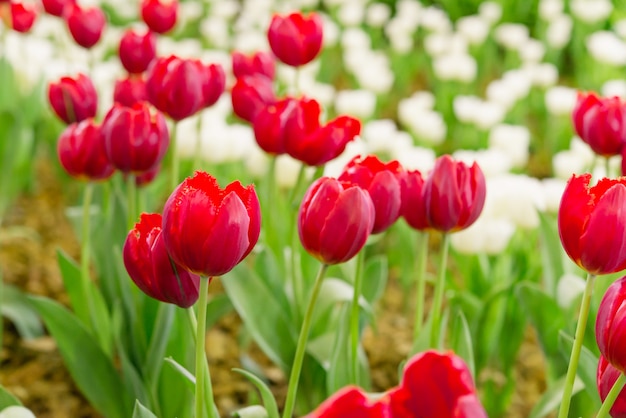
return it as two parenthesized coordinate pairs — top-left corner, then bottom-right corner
(572, 92), (626, 157)
(231, 75), (276, 123)
(141, 0), (177, 34)
(118, 28), (157, 74)
(597, 276), (626, 373)
(303, 386), (389, 418)
(597, 355), (626, 418)
(162, 171), (261, 277)
(401, 169), (429, 231)
(113, 75), (148, 107)
(298, 177), (375, 265)
(388, 350), (487, 418)
(338, 155), (404, 234)
(558, 174), (626, 275)
(41, 0), (74, 16)
(124, 213), (200, 308)
(252, 97), (295, 154)
(267, 11), (323, 67)
(422, 155), (486, 232)
(101, 102), (169, 173)
(63, 3), (106, 49)
(48, 73), (98, 124)
(57, 119), (114, 181)
(231, 50), (275, 80)
(2, 1), (37, 33)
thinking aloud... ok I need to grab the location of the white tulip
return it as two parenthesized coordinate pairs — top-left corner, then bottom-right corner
(539, 0), (564, 21)
(546, 14), (572, 49)
(494, 23), (529, 50)
(366, 3), (391, 28)
(456, 15), (490, 46)
(433, 53), (477, 83)
(587, 31), (626, 66)
(451, 217), (516, 255)
(545, 86), (578, 116)
(571, 0), (612, 24)
(0, 406), (36, 418)
(488, 124), (531, 168)
(478, 1), (502, 25)
(487, 174), (545, 229)
(602, 79), (626, 99)
(519, 39), (545, 63)
(200, 17), (230, 49)
(361, 119), (402, 154)
(338, 1), (365, 27)
(341, 27), (371, 51)
(323, 137), (368, 177)
(452, 149), (512, 178)
(523, 62), (558, 88)
(541, 178), (567, 213)
(390, 143), (436, 172)
(334, 89), (377, 119)
(556, 273), (586, 309)
(420, 6), (451, 33)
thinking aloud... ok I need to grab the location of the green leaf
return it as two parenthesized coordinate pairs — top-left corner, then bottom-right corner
(0, 58), (18, 111)
(361, 255), (388, 305)
(529, 375), (584, 418)
(1, 284), (43, 339)
(164, 357), (196, 388)
(558, 331), (602, 411)
(0, 385), (22, 409)
(132, 400), (158, 418)
(538, 212), (565, 298)
(205, 293), (233, 330)
(29, 296), (132, 418)
(449, 309), (475, 381)
(232, 368), (279, 418)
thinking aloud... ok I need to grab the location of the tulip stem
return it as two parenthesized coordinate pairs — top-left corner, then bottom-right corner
(283, 263), (329, 418)
(127, 174), (136, 230)
(288, 163), (307, 210)
(80, 183), (99, 337)
(194, 277), (216, 418)
(349, 250), (365, 385)
(429, 233), (450, 348)
(170, 121), (179, 191)
(597, 372), (626, 418)
(558, 272), (596, 418)
(413, 231), (430, 344)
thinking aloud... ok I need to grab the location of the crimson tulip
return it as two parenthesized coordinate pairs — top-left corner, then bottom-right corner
(201, 63), (226, 108)
(597, 276), (626, 374)
(401, 169), (428, 231)
(573, 92), (626, 157)
(134, 164), (160, 187)
(124, 213), (200, 308)
(422, 155), (486, 232)
(101, 102), (169, 173)
(113, 75), (148, 107)
(41, 0), (74, 16)
(48, 73), (98, 124)
(63, 3), (106, 49)
(140, 0), (177, 34)
(267, 12), (323, 67)
(598, 355), (626, 418)
(558, 174), (626, 275)
(231, 75), (276, 123)
(162, 171), (261, 277)
(57, 118), (114, 181)
(388, 350), (487, 418)
(231, 50), (275, 80)
(252, 97), (296, 153)
(338, 155), (404, 234)
(303, 386), (389, 418)
(118, 28), (157, 74)
(298, 177), (374, 265)
(2, 1), (36, 33)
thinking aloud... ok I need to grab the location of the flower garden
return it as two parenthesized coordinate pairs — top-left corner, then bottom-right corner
(1, 0), (626, 417)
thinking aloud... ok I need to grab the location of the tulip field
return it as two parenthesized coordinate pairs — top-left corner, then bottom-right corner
(4, 0), (626, 417)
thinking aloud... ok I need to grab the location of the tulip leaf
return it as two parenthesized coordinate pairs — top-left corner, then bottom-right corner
(232, 368), (279, 418)
(361, 255), (388, 305)
(132, 401), (158, 418)
(1, 283), (43, 339)
(538, 212), (565, 298)
(529, 375), (584, 418)
(449, 309), (476, 381)
(29, 296), (132, 418)
(558, 331), (602, 410)
(205, 293), (234, 331)
(0, 385), (22, 409)
(164, 357), (196, 388)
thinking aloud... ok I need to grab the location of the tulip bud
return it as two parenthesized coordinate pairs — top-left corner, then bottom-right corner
(63, 3), (106, 49)
(57, 119), (115, 181)
(252, 97), (296, 154)
(267, 12), (323, 67)
(400, 169), (429, 231)
(572, 91), (626, 157)
(232, 50), (275, 80)
(596, 276), (626, 374)
(303, 386), (389, 418)
(141, 0), (177, 34)
(597, 355), (626, 418)
(48, 73), (98, 124)
(231, 75), (276, 123)
(3, 1), (37, 33)
(41, 0), (75, 17)
(118, 28), (157, 74)
(113, 75), (149, 107)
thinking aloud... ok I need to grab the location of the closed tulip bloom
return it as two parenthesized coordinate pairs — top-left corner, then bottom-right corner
(201, 63), (225, 108)
(252, 97), (295, 154)
(41, 0), (74, 16)
(118, 28), (157, 74)
(57, 119), (114, 181)
(141, 0), (177, 34)
(2, 1), (37, 33)
(232, 75), (276, 123)
(232, 50), (275, 80)
(401, 169), (429, 231)
(268, 12), (323, 67)
(597, 355), (626, 418)
(114, 75), (148, 107)
(558, 174), (626, 274)
(572, 92), (626, 157)
(162, 171), (261, 277)
(338, 155), (404, 234)
(423, 155), (486, 232)
(304, 386), (389, 418)
(48, 73), (98, 124)
(63, 3), (106, 49)
(124, 213), (200, 308)
(134, 164), (160, 187)
(102, 102), (169, 173)
(388, 350), (487, 418)
(298, 177), (374, 265)
(597, 276), (626, 373)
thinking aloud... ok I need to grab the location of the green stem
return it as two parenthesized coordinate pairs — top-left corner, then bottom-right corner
(193, 117), (203, 172)
(288, 163), (307, 210)
(429, 233), (450, 348)
(194, 277), (215, 418)
(127, 174), (136, 230)
(349, 250), (365, 385)
(413, 231), (430, 343)
(282, 263), (329, 418)
(558, 272), (596, 418)
(170, 121), (179, 191)
(80, 183), (97, 330)
(597, 372), (626, 418)
(287, 163), (309, 321)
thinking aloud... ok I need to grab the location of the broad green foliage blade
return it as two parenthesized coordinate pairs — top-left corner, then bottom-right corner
(1, 284), (43, 339)
(361, 255), (388, 305)
(29, 296), (132, 418)
(232, 368), (279, 418)
(132, 401), (158, 418)
(0, 385), (22, 408)
(558, 331), (602, 410)
(529, 376), (584, 418)
(0, 58), (19, 112)
(164, 357), (196, 388)
(450, 309), (475, 381)
(538, 212), (565, 297)
(205, 293), (234, 330)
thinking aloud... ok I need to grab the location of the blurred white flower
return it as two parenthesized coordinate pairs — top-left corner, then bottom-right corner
(232, 29), (269, 52)
(341, 27), (371, 50)
(541, 178), (566, 213)
(556, 273), (586, 309)
(321, 13), (341, 48)
(276, 154), (314, 189)
(494, 23), (529, 50)
(546, 14), (573, 49)
(478, 1), (502, 25)
(456, 15), (490, 46)
(475, 102), (504, 131)
(201, 17), (230, 49)
(365, 2), (391, 28)
(179, 1), (204, 27)
(361, 119), (401, 154)
(245, 145), (269, 179)
(385, 21), (414, 54)
(433, 53), (477, 83)
(453, 148), (512, 178)
(487, 174), (545, 229)
(324, 137), (367, 177)
(398, 104), (447, 145)
(453, 95), (482, 123)
(519, 39), (545, 63)
(587, 31), (626, 66)
(420, 6), (451, 33)
(453, 96), (506, 130)
(390, 142), (436, 172)
(539, 0), (564, 21)
(545, 86), (578, 116)
(175, 115), (202, 159)
(523, 62), (558, 88)
(571, 0), (612, 24)
(488, 124), (530, 168)
(0, 406), (36, 418)
(208, 0), (240, 19)
(334, 89), (377, 119)
(553, 147), (593, 180)
(398, 91), (436, 114)
(451, 216), (516, 255)
(344, 49), (394, 94)
(301, 80), (336, 108)
(486, 70), (532, 110)
(602, 79), (626, 99)
(338, 0), (365, 27)
(158, 38), (205, 59)
(615, 19), (626, 40)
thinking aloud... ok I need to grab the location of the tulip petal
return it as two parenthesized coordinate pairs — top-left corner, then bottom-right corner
(558, 174), (593, 268)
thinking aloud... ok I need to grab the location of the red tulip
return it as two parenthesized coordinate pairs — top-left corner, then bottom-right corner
(134, 164), (160, 187)
(283, 97), (361, 166)
(57, 118), (114, 181)
(388, 350), (487, 418)
(2, 1), (37, 33)
(118, 28), (157, 74)
(572, 92), (626, 157)
(162, 171), (261, 277)
(48, 73), (98, 124)
(298, 177), (374, 265)
(303, 386), (389, 418)
(558, 174), (626, 274)
(101, 102), (169, 173)
(338, 155), (404, 234)
(400, 169), (428, 231)
(201, 63), (226, 108)
(597, 276), (626, 374)
(141, 0), (177, 34)
(232, 50), (275, 80)
(267, 12), (323, 67)
(63, 3), (106, 49)
(124, 213), (200, 308)
(41, 0), (75, 16)
(114, 75), (149, 107)
(598, 355), (626, 418)
(252, 97), (295, 154)
(422, 155), (486, 232)
(231, 75), (276, 123)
